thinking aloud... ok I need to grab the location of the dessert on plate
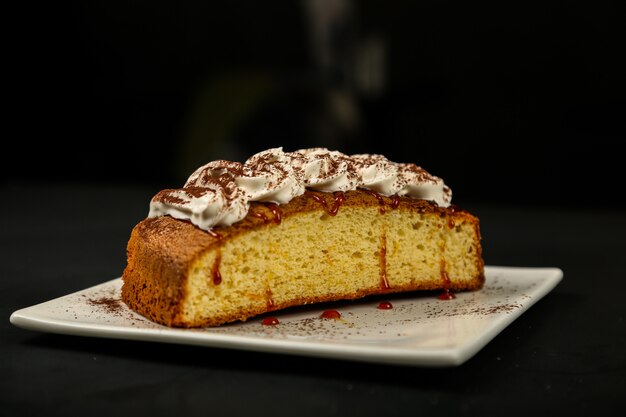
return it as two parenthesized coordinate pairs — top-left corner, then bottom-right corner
(121, 148), (484, 327)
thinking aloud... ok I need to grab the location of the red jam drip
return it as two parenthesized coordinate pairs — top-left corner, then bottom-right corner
(320, 310), (341, 319)
(438, 290), (455, 300)
(390, 194), (400, 209)
(265, 288), (275, 310)
(438, 260), (456, 300)
(267, 203), (282, 224)
(309, 191), (346, 216)
(363, 190), (401, 214)
(377, 301), (393, 309)
(212, 251), (222, 285)
(262, 317), (280, 326)
(380, 234), (390, 290)
(253, 211), (269, 222)
(252, 203), (282, 225)
(363, 189), (386, 214)
(310, 194), (325, 208)
(332, 192), (346, 215)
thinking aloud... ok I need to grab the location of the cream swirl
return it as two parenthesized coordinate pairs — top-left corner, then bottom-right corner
(294, 148), (359, 192)
(148, 147), (452, 231)
(237, 148), (306, 203)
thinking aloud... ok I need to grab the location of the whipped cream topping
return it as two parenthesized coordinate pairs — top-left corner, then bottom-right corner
(149, 147), (452, 231)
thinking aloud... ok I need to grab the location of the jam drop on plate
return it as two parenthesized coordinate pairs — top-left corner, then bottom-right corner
(262, 317), (280, 326)
(438, 289), (456, 300)
(320, 310), (341, 319)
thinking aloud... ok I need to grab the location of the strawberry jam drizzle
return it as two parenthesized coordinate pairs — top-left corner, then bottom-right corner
(363, 189), (386, 214)
(253, 211), (268, 222)
(267, 203), (282, 224)
(309, 191), (346, 216)
(212, 250), (222, 285)
(362, 190), (401, 214)
(380, 234), (390, 290)
(438, 259), (456, 300)
(265, 288), (275, 310)
(253, 203), (282, 225)
(390, 194), (400, 209)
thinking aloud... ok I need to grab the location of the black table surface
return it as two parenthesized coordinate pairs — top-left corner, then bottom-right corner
(2, 183), (625, 416)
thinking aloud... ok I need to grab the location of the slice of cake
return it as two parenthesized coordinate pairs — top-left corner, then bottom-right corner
(121, 148), (484, 327)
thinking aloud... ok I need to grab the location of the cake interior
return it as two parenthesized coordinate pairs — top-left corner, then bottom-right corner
(181, 202), (482, 326)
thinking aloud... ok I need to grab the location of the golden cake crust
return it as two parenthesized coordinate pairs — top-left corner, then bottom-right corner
(122, 190), (484, 327)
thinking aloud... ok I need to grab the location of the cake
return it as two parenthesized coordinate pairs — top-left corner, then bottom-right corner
(121, 148), (484, 327)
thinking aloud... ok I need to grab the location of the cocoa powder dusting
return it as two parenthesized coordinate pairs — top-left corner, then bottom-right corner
(88, 297), (123, 314)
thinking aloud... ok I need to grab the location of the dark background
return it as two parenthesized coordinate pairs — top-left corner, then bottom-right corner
(7, 0), (625, 208)
(3, 3), (626, 415)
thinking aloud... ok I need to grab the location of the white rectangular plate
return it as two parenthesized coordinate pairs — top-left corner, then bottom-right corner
(10, 266), (562, 367)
